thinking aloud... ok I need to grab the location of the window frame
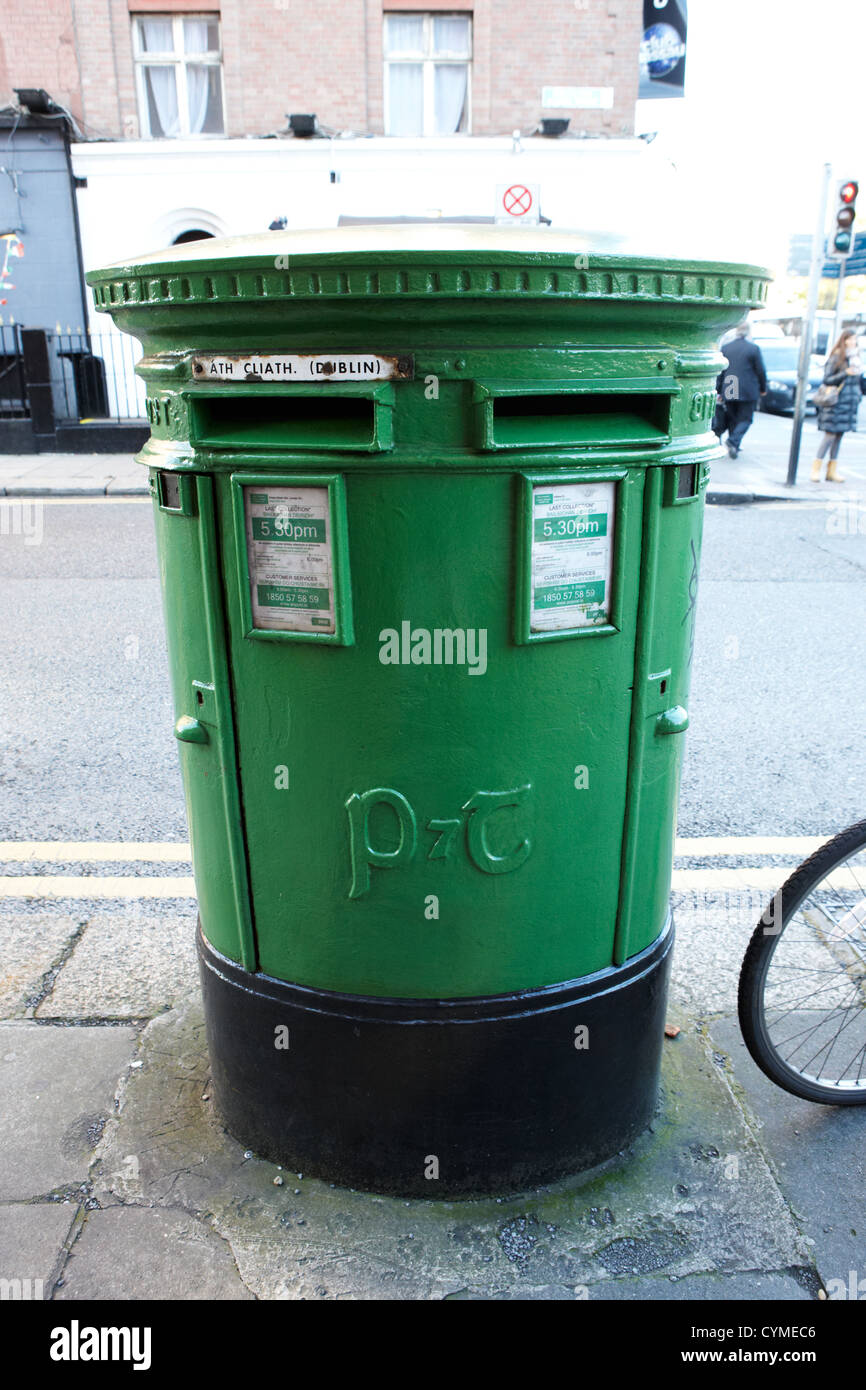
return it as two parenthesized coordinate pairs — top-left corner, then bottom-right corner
(132, 12), (226, 139)
(383, 11), (473, 137)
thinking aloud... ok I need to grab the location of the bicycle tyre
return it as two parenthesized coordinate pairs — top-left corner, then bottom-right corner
(738, 818), (866, 1105)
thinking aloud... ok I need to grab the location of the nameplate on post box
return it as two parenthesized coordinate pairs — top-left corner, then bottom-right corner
(191, 353), (413, 382)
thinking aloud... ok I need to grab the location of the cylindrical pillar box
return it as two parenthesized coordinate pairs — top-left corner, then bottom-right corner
(88, 229), (769, 1195)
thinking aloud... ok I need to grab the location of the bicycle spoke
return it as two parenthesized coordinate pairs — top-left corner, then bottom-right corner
(740, 824), (866, 1101)
(770, 996), (862, 1065)
(764, 974), (861, 1018)
(796, 997), (864, 1077)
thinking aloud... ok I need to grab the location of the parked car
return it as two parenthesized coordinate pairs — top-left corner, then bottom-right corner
(753, 340), (823, 415)
(721, 318), (785, 346)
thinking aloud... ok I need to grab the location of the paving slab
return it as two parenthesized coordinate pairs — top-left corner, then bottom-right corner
(0, 454), (136, 475)
(670, 893), (759, 1017)
(447, 1269), (812, 1300)
(3, 483), (107, 498)
(709, 1015), (866, 1294)
(54, 1206), (253, 1300)
(89, 999), (813, 1300)
(569, 1268), (815, 1299)
(0, 909), (83, 1018)
(105, 475), (149, 496)
(0, 453), (144, 497)
(0, 1203), (79, 1296)
(707, 413), (866, 503)
(0, 1022), (137, 1200)
(36, 908), (198, 1019)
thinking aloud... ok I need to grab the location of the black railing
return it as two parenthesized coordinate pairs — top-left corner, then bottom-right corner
(0, 323), (27, 417)
(48, 329), (146, 422)
(0, 325), (151, 450)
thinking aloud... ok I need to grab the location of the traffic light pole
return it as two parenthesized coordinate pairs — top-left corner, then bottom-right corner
(787, 162), (832, 488)
(832, 255), (849, 346)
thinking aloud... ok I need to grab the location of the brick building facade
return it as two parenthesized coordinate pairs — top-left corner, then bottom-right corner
(0, 0), (641, 141)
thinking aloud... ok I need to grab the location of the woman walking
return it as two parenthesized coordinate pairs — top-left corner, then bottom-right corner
(811, 330), (862, 482)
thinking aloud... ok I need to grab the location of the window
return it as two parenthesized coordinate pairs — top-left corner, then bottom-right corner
(132, 14), (225, 138)
(383, 13), (471, 136)
(172, 229), (215, 243)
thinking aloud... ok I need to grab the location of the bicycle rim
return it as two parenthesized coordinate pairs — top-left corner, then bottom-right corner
(749, 825), (866, 1102)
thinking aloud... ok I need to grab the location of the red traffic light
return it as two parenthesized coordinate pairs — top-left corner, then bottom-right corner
(828, 180), (859, 258)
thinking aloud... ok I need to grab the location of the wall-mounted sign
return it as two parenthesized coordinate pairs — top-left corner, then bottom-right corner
(495, 183), (541, 225)
(639, 0), (687, 101)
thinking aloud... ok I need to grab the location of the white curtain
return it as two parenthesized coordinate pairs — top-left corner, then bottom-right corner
(384, 14), (469, 134)
(434, 65), (467, 133)
(387, 64), (423, 135)
(138, 18), (173, 52)
(139, 19), (178, 137)
(183, 16), (217, 52)
(186, 65), (210, 134)
(384, 15), (424, 55)
(184, 20), (211, 134)
(144, 66), (180, 138)
(433, 16), (470, 55)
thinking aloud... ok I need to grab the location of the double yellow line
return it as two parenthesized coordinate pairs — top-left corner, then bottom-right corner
(0, 836), (833, 898)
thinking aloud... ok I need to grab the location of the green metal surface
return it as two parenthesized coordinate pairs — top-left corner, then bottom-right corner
(150, 470), (255, 969)
(89, 227), (769, 999)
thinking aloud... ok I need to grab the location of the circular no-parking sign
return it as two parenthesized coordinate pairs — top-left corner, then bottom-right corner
(502, 184), (533, 217)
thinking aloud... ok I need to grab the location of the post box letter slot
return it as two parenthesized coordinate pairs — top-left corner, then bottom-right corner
(491, 393), (670, 449)
(190, 395), (383, 450)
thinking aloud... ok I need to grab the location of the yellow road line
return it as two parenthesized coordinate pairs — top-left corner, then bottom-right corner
(0, 842), (191, 862)
(674, 835), (827, 857)
(0, 876), (196, 898)
(672, 866), (863, 892)
(0, 866), (861, 900)
(0, 835), (835, 864)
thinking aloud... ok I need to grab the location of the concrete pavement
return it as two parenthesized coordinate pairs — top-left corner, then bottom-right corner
(0, 453), (148, 497)
(707, 409), (866, 503)
(0, 862), (861, 1301)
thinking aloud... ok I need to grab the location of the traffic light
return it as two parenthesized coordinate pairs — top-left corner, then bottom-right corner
(829, 179), (859, 258)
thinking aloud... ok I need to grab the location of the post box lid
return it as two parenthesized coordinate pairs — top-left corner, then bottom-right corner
(87, 225), (771, 351)
(89, 223), (769, 280)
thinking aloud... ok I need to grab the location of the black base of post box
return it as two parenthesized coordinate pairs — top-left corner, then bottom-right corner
(197, 917), (674, 1198)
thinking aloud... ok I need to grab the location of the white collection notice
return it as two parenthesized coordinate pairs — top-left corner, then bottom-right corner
(530, 480), (615, 631)
(244, 485), (335, 633)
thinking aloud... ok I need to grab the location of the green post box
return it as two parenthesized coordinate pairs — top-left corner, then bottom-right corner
(89, 229), (769, 1196)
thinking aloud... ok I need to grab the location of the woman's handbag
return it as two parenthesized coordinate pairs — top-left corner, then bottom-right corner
(814, 381), (841, 408)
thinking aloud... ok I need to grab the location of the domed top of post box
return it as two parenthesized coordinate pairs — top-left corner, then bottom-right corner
(86, 225), (771, 349)
(88, 225), (769, 304)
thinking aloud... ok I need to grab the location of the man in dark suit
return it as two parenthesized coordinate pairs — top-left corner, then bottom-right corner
(713, 323), (768, 458)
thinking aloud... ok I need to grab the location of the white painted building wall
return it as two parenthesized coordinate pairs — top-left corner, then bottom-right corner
(73, 134), (752, 284)
(71, 134), (768, 414)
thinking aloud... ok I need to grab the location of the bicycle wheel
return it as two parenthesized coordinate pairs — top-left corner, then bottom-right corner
(738, 818), (866, 1104)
